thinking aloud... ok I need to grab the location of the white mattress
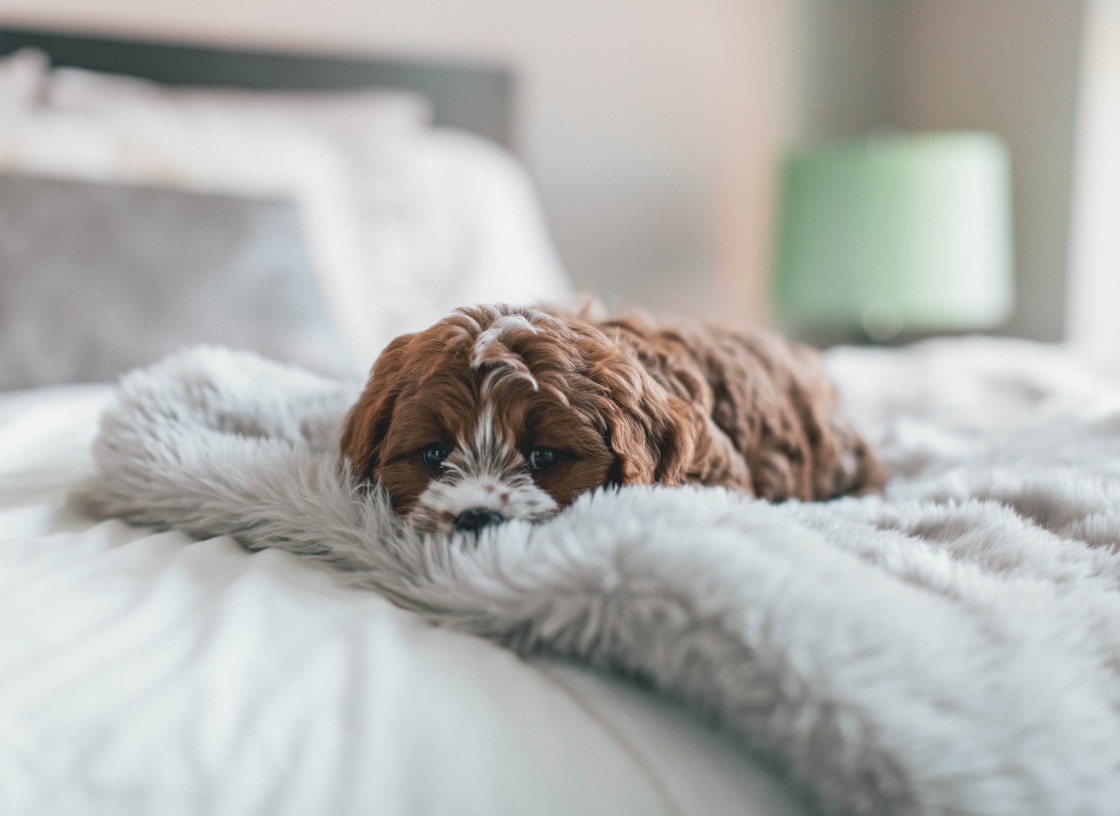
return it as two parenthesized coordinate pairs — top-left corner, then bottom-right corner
(0, 384), (805, 816)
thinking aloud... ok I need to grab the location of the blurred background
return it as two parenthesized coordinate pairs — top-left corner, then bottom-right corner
(1, 0), (1118, 389)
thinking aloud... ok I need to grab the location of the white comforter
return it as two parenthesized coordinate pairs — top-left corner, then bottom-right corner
(0, 387), (800, 815)
(5, 336), (1120, 816)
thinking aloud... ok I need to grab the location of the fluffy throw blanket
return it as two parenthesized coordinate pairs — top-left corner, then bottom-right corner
(87, 341), (1120, 816)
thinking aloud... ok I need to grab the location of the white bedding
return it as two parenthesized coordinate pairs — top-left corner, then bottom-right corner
(0, 385), (802, 815)
(7, 336), (1120, 816)
(0, 60), (804, 814)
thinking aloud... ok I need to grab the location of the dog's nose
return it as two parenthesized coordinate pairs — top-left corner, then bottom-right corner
(453, 508), (506, 533)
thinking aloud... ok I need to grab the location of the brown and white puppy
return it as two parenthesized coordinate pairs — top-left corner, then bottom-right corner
(341, 304), (884, 536)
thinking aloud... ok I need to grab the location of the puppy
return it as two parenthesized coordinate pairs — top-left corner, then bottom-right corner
(341, 304), (884, 536)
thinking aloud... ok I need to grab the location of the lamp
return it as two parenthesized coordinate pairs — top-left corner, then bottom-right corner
(773, 132), (1014, 342)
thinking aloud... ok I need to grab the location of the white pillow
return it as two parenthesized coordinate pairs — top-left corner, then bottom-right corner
(0, 48), (47, 108)
(41, 66), (573, 358)
(390, 129), (572, 337)
(41, 68), (437, 358)
(46, 65), (431, 135)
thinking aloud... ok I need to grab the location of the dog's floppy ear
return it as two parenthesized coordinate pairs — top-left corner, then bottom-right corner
(340, 333), (415, 483)
(597, 360), (696, 487)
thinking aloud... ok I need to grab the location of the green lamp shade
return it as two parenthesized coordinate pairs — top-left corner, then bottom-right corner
(774, 132), (1014, 337)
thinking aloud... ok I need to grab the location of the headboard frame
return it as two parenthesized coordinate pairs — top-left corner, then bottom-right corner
(0, 25), (515, 150)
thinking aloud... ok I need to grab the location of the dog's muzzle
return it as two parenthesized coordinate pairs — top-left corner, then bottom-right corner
(453, 507), (506, 533)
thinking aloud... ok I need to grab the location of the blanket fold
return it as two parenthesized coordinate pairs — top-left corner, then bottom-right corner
(87, 343), (1120, 816)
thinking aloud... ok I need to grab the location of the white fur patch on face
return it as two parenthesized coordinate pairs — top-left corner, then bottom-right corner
(471, 314), (538, 359)
(469, 314), (541, 394)
(407, 405), (558, 536)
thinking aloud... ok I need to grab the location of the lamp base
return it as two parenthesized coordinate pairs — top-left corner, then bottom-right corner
(787, 324), (995, 350)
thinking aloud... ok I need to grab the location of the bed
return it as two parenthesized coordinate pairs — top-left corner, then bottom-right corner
(0, 28), (805, 816)
(5, 28), (1120, 816)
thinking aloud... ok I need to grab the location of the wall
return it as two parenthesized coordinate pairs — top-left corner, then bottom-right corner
(785, 0), (896, 141)
(0, 0), (789, 326)
(1067, 0), (1120, 350)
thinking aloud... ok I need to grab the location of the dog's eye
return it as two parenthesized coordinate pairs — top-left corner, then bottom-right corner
(528, 446), (559, 472)
(420, 444), (449, 469)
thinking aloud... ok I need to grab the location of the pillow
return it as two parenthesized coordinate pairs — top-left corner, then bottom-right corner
(0, 173), (356, 389)
(386, 129), (572, 337)
(41, 68), (435, 360)
(32, 65), (572, 363)
(0, 48), (47, 108)
(0, 109), (364, 389)
(46, 65), (431, 135)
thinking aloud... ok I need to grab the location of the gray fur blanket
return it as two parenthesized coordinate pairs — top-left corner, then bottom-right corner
(87, 341), (1120, 816)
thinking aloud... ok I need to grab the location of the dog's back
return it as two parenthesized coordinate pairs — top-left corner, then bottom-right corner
(586, 312), (886, 501)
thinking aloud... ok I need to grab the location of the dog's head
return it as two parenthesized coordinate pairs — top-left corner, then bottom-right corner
(340, 305), (694, 536)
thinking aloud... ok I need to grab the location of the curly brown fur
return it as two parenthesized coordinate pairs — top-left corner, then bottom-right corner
(341, 304), (884, 536)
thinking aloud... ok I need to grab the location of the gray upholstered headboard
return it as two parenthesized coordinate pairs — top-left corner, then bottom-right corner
(0, 25), (516, 150)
